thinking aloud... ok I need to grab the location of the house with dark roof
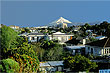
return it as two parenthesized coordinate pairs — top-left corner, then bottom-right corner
(85, 38), (110, 56)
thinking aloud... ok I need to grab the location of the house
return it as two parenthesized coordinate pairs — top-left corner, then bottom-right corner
(18, 32), (29, 37)
(28, 33), (44, 42)
(27, 32), (74, 43)
(85, 38), (110, 56)
(9, 25), (20, 29)
(39, 61), (63, 72)
(65, 45), (85, 55)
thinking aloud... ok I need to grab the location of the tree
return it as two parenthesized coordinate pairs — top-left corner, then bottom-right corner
(63, 55), (98, 72)
(21, 27), (31, 34)
(7, 42), (40, 73)
(1, 25), (40, 72)
(44, 44), (63, 61)
(106, 23), (110, 37)
(31, 42), (45, 61)
(0, 58), (20, 73)
(1, 25), (18, 51)
(0, 25), (18, 59)
(39, 40), (64, 61)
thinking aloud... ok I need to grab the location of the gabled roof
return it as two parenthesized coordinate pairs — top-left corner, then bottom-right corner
(86, 38), (110, 47)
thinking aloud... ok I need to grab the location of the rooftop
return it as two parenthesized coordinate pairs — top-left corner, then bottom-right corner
(28, 33), (44, 35)
(40, 61), (63, 67)
(86, 38), (110, 47)
(66, 45), (85, 50)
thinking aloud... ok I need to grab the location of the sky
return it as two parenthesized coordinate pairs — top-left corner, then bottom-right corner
(1, 0), (110, 27)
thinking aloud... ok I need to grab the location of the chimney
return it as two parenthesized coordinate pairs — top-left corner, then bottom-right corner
(83, 39), (86, 45)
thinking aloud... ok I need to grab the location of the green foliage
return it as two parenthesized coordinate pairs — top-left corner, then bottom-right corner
(31, 42), (45, 61)
(89, 37), (98, 42)
(8, 42), (40, 72)
(32, 41), (64, 61)
(42, 41), (63, 61)
(55, 71), (64, 73)
(63, 55), (98, 72)
(0, 58), (20, 73)
(106, 24), (110, 37)
(1, 25), (39, 72)
(79, 21), (110, 37)
(21, 27), (31, 34)
(44, 45), (63, 61)
(0, 25), (18, 59)
(1, 25), (18, 52)
(40, 40), (54, 50)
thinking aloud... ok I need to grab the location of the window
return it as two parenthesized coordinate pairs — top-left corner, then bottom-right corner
(104, 49), (109, 54)
(107, 49), (109, 53)
(31, 37), (34, 40)
(88, 47), (90, 51)
(91, 48), (93, 54)
(68, 36), (71, 40)
(105, 49), (106, 54)
(109, 49), (110, 53)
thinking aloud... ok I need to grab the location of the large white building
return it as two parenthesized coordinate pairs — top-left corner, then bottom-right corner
(85, 38), (110, 56)
(28, 32), (74, 43)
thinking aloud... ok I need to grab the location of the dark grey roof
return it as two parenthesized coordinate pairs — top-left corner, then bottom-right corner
(86, 38), (110, 47)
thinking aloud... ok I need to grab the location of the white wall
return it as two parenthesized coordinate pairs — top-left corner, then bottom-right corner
(86, 45), (110, 56)
(85, 45), (102, 56)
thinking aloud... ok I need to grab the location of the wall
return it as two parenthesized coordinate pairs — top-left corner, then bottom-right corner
(85, 45), (102, 56)
(85, 45), (110, 56)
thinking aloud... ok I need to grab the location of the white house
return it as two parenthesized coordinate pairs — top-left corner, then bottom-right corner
(39, 61), (63, 72)
(85, 38), (110, 56)
(9, 25), (20, 29)
(66, 45), (85, 55)
(27, 32), (74, 43)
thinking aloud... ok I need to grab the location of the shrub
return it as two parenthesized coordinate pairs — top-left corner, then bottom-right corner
(0, 58), (20, 73)
(8, 42), (39, 73)
(63, 55), (98, 72)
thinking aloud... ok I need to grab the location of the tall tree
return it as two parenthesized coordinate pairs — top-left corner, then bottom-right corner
(1, 25), (18, 53)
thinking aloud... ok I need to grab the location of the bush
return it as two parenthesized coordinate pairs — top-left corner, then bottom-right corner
(8, 42), (40, 73)
(0, 58), (20, 73)
(55, 71), (64, 73)
(63, 55), (98, 72)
